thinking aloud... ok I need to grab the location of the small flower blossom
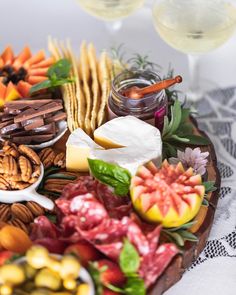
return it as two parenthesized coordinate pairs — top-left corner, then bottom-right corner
(169, 147), (209, 175)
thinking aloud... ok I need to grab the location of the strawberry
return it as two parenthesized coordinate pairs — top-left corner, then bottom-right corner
(97, 259), (126, 287)
(64, 240), (102, 266)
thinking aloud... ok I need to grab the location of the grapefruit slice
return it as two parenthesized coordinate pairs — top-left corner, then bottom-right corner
(1, 46), (14, 65)
(27, 67), (48, 76)
(0, 82), (7, 99)
(17, 81), (32, 97)
(5, 82), (22, 101)
(23, 50), (45, 69)
(13, 46), (32, 70)
(31, 57), (55, 69)
(130, 160), (205, 228)
(27, 75), (47, 85)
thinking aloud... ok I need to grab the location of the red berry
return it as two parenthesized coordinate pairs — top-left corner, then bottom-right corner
(97, 259), (126, 287)
(103, 288), (120, 295)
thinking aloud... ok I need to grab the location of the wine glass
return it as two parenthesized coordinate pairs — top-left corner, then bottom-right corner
(77, 0), (145, 34)
(152, 0), (236, 103)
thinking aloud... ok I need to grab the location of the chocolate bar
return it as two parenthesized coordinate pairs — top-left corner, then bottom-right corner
(24, 118), (45, 131)
(13, 134), (54, 144)
(1, 123), (21, 135)
(45, 112), (67, 123)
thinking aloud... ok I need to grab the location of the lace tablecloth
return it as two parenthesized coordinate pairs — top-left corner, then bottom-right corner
(166, 87), (236, 295)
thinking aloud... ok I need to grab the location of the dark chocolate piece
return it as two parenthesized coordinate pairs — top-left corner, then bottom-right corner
(24, 118), (45, 131)
(12, 134), (54, 144)
(1, 123), (21, 135)
(32, 122), (56, 135)
(45, 112), (67, 123)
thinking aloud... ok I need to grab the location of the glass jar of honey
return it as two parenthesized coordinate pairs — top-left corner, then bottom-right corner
(108, 69), (168, 129)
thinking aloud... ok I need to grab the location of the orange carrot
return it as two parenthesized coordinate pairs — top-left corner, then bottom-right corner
(31, 57), (55, 69)
(27, 75), (47, 85)
(1, 46), (14, 65)
(13, 46), (32, 70)
(23, 50), (45, 69)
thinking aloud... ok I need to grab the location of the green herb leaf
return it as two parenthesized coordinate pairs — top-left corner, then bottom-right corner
(180, 108), (191, 124)
(203, 181), (217, 193)
(164, 231), (185, 247)
(47, 59), (71, 80)
(119, 239), (140, 275)
(168, 100), (182, 135)
(184, 135), (210, 145)
(50, 77), (74, 87)
(45, 214), (57, 224)
(170, 134), (190, 143)
(88, 159), (131, 196)
(167, 221), (197, 232)
(177, 230), (198, 242)
(29, 80), (52, 94)
(124, 277), (146, 295)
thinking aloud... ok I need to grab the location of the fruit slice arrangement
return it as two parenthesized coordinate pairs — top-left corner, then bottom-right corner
(131, 160), (205, 228)
(0, 46), (55, 106)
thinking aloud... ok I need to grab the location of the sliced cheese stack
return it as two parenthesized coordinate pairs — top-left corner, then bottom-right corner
(66, 116), (162, 175)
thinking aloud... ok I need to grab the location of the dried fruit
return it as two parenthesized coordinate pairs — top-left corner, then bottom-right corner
(2, 155), (18, 176)
(18, 145), (40, 165)
(11, 203), (34, 223)
(26, 201), (45, 216)
(0, 204), (11, 222)
(18, 155), (32, 182)
(39, 148), (55, 168)
(130, 160), (205, 227)
(54, 152), (66, 168)
(0, 225), (32, 253)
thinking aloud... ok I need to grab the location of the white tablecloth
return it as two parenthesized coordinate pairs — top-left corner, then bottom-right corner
(1, 1), (236, 294)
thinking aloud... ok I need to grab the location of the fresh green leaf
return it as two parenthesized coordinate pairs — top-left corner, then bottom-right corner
(164, 231), (185, 247)
(184, 135), (210, 145)
(180, 108), (191, 123)
(47, 59), (71, 80)
(162, 142), (178, 159)
(29, 80), (52, 94)
(202, 198), (209, 206)
(203, 181), (217, 193)
(88, 159), (131, 196)
(50, 77), (74, 87)
(177, 230), (198, 242)
(170, 134), (190, 143)
(45, 214), (57, 223)
(162, 116), (170, 137)
(119, 239), (140, 274)
(89, 262), (104, 295)
(176, 122), (193, 135)
(167, 221), (197, 232)
(105, 284), (124, 293)
(46, 173), (77, 180)
(124, 277), (146, 295)
(168, 100), (182, 135)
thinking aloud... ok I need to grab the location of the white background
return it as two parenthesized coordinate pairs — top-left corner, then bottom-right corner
(1, 1), (236, 294)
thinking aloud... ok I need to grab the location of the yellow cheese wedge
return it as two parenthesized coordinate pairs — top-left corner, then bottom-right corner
(66, 129), (103, 172)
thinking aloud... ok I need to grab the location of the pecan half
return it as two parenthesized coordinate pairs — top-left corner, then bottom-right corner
(3, 155), (18, 176)
(18, 156), (32, 182)
(18, 145), (40, 165)
(0, 204), (11, 221)
(0, 175), (10, 190)
(44, 178), (73, 193)
(26, 201), (45, 217)
(32, 165), (41, 178)
(8, 218), (29, 234)
(10, 181), (29, 190)
(39, 148), (56, 168)
(0, 157), (3, 174)
(11, 203), (34, 223)
(54, 152), (66, 168)
(3, 145), (19, 158)
(4, 174), (22, 182)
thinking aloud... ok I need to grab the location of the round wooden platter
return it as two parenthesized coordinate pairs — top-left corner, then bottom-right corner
(52, 118), (221, 295)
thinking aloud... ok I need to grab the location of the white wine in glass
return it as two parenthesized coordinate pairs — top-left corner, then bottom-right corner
(77, 0), (145, 33)
(152, 0), (236, 101)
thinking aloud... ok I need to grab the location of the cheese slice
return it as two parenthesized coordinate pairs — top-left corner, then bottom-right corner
(66, 116), (162, 175)
(66, 128), (103, 172)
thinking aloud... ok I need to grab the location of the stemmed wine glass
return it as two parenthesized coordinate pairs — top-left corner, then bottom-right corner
(152, 0), (236, 102)
(77, 0), (145, 34)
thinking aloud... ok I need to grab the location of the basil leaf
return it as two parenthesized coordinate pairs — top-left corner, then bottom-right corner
(168, 100), (182, 135)
(124, 277), (146, 295)
(51, 78), (75, 87)
(29, 80), (52, 94)
(88, 159), (131, 196)
(47, 58), (71, 79)
(185, 135), (210, 145)
(203, 181), (217, 193)
(119, 239), (140, 274)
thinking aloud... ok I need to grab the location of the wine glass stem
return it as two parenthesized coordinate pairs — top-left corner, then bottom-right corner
(104, 20), (122, 35)
(187, 54), (201, 101)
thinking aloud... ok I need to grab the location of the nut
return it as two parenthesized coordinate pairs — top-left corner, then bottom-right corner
(54, 152), (66, 168)
(10, 181), (29, 190)
(18, 156), (32, 182)
(8, 218), (29, 234)
(39, 148), (56, 168)
(26, 201), (45, 217)
(18, 145), (40, 165)
(0, 175), (10, 190)
(28, 177), (39, 184)
(0, 204), (11, 222)
(3, 145), (19, 158)
(4, 174), (22, 182)
(32, 165), (41, 178)
(2, 155), (18, 176)
(11, 203), (34, 223)
(44, 179), (73, 193)
(0, 157), (3, 174)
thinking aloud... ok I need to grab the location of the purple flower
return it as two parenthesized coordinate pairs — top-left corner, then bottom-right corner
(169, 147), (209, 175)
